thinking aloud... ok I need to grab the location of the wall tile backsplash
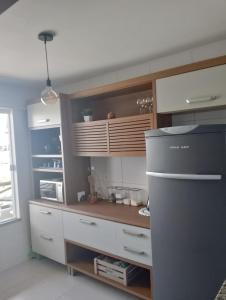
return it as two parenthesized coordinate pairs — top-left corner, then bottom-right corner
(91, 157), (148, 203)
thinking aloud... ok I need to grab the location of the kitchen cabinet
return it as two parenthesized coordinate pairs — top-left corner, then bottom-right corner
(29, 204), (65, 264)
(63, 212), (117, 255)
(27, 101), (61, 128)
(72, 119), (108, 156)
(29, 200), (151, 299)
(27, 99), (89, 205)
(63, 210), (152, 300)
(117, 223), (152, 266)
(72, 113), (153, 157)
(29, 202), (151, 267)
(156, 64), (226, 113)
(62, 210), (152, 267)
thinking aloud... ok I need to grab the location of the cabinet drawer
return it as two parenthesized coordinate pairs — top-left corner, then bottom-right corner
(63, 212), (117, 255)
(157, 64), (226, 113)
(29, 204), (63, 236)
(117, 224), (152, 266)
(31, 228), (65, 264)
(27, 101), (61, 128)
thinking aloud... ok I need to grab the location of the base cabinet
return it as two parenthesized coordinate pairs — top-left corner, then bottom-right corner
(29, 203), (152, 299)
(62, 211), (152, 267)
(31, 229), (65, 265)
(63, 212), (117, 255)
(29, 204), (152, 267)
(117, 223), (152, 266)
(29, 204), (65, 264)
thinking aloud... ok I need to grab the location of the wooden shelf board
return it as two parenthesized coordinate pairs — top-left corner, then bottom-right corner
(32, 154), (62, 158)
(32, 168), (63, 173)
(68, 261), (151, 300)
(68, 80), (152, 101)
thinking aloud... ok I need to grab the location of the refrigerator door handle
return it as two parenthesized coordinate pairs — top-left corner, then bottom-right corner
(146, 171), (222, 181)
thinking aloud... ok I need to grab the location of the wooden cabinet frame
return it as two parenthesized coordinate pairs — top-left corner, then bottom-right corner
(72, 113), (154, 157)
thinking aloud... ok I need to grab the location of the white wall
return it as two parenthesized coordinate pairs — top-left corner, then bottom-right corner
(60, 38), (226, 203)
(0, 84), (33, 273)
(60, 38), (226, 94)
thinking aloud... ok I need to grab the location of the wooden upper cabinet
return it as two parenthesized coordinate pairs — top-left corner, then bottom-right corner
(108, 114), (153, 156)
(156, 64), (226, 113)
(27, 101), (61, 128)
(72, 120), (108, 156)
(72, 114), (153, 157)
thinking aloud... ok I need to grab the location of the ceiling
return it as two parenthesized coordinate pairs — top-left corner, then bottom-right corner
(0, 0), (226, 90)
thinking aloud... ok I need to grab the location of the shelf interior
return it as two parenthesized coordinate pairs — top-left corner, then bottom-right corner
(30, 127), (61, 156)
(65, 241), (151, 300)
(71, 88), (152, 123)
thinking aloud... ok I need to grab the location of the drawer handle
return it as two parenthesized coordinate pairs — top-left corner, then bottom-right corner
(123, 246), (145, 256)
(37, 119), (50, 123)
(80, 219), (96, 226)
(40, 235), (53, 241)
(40, 210), (52, 215)
(185, 95), (217, 104)
(123, 229), (146, 238)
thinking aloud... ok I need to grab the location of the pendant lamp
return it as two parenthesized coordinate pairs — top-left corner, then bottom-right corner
(38, 31), (59, 105)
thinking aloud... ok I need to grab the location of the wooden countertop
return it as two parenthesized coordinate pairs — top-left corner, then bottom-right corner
(29, 199), (150, 229)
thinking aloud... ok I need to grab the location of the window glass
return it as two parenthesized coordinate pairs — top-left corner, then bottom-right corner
(0, 110), (18, 223)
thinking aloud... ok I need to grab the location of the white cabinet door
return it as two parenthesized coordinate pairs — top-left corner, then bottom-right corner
(29, 204), (65, 264)
(29, 204), (63, 236)
(116, 223), (152, 266)
(27, 101), (61, 128)
(63, 212), (117, 255)
(156, 64), (226, 113)
(31, 228), (65, 264)
(63, 211), (152, 266)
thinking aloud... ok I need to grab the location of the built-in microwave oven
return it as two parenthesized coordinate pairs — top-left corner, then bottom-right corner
(40, 179), (63, 203)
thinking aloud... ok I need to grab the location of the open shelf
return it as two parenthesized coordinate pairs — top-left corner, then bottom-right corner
(68, 260), (151, 300)
(32, 154), (62, 158)
(66, 241), (151, 300)
(32, 168), (63, 173)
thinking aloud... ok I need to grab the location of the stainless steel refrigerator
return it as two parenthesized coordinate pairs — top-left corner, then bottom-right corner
(145, 125), (226, 300)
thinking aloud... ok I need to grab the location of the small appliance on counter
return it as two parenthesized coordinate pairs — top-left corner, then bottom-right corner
(40, 178), (63, 202)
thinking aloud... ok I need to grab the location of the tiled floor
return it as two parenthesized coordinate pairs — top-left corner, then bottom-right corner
(0, 259), (139, 300)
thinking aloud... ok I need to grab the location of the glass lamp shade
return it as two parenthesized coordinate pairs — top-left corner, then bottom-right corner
(41, 85), (59, 105)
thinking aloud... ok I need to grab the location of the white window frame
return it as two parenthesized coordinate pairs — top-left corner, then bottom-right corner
(0, 108), (20, 225)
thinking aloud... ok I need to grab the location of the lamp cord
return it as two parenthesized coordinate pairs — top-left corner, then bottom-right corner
(44, 38), (51, 85)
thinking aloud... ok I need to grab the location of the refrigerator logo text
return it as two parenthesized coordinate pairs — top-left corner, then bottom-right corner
(169, 145), (190, 150)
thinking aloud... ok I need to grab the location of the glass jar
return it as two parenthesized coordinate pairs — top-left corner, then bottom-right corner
(129, 188), (144, 206)
(115, 186), (126, 200)
(107, 186), (117, 203)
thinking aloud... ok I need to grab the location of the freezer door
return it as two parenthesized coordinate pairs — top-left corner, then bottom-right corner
(149, 176), (226, 300)
(146, 132), (226, 174)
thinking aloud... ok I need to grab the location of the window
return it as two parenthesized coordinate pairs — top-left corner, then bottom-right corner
(0, 109), (19, 224)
